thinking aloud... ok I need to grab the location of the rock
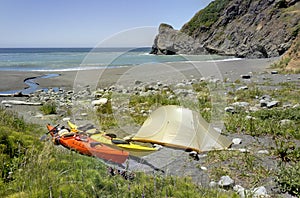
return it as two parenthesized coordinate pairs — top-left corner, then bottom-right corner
(236, 86), (248, 91)
(267, 101), (279, 108)
(240, 74), (251, 79)
(150, 0), (299, 58)
(245, 115), (256, 120)
(279, 119), (294, 126)
(257, 150), (269, 155)
(232, 101), (249, 108)
(293, 104), (300, 108)
(233, 185), (247, 198)
(238, 148), (250, 153)
(134, 80), (142, 85)
(200, 166), (208, 171)
(260, 99), (268, 107)
(34, 113), (44, 118)
(62, 117), (70, 121)
(91, 98), (108, 106)
(252, 186), (268, 198)
(232, 138), (242, 145)
(189, 151), (200, 161)
(81, 113), (88, 117)
(218, 175), (234, 188)
(249, 105), (260, 112)
(213, 127), (222, 133)
(225, 106), (235, 113)
(209, 181), (217, 188)
(4, 104), (12, 108)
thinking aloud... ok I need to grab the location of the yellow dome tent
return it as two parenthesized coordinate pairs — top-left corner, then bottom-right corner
(132, 105), (232, 152)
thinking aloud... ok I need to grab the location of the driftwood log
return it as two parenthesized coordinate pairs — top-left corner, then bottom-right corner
(1, 100), (42, 106)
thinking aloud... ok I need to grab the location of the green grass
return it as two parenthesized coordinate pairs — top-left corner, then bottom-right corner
(0, 107), (236, 197)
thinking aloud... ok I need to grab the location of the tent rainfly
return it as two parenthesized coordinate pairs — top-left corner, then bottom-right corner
(132, 105), (232, 152)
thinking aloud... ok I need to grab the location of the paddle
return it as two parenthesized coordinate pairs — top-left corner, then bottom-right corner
(40, 124), (59, 141)
(111, 139), (130, 145)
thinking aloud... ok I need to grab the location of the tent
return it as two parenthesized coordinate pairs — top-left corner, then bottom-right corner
(132, 105), (232, 152)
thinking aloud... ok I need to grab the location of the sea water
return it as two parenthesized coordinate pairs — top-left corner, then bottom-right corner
(0, 48), (236, 72)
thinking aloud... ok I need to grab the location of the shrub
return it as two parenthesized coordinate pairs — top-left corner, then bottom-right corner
(276, 161), (300, 196)
(40, 102), (57, 115)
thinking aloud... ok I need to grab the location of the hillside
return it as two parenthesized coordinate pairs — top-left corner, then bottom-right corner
(150, 0), (300, 58)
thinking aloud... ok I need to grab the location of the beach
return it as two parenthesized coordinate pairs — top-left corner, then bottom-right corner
(0, 58), (279, 93)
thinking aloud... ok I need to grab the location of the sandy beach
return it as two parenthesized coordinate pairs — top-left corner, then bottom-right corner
(0, 58), (279, 93)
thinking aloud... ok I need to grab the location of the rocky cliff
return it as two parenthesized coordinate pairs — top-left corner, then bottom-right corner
(150, 0), (300, 58)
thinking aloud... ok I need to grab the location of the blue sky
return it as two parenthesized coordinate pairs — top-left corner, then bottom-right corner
(0, 0), (212, 47)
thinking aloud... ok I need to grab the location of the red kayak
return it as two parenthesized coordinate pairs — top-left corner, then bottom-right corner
(47, 124), (129, 164)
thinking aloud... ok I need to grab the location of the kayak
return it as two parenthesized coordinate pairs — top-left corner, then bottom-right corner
(47, 124), (129, 164)
(91, 133), (158, 151)
(67, 121), (157, 152)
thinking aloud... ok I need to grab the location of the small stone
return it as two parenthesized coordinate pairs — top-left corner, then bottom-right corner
(260, 99), (268, 107)
(225, 106), (235, 113)
(198, 154), (207, 158)
(245, 115), (256, 120)
(4, 104), (12, 108)
(62, 117), (70, 121)
(34, 113), (44, 118)
(175, 83), (185, 87)
(236, 86), (248, 91)
(267, 101), (279, 108)
(189, 151), (199, 161)
(279, 119), (293, 126)
(249, 106), (259, 112)
(218, 175), (234, 188)
(241, 74), (251, 79)
(257, 150), (269, 154)
(232, 102), (249, 107)
(233, 185), (247, 198)
(200, 166), (208, 171)
(239, 148), (249, 153)
(91, 98), (108, 106)
(252, 186), (268, 197)
(209, 181), (217, 188)
(293, 104), (300, 108)
(232, 138), (242, 145)
(134, 80), (142, 85)
(213, 127), (222, 133)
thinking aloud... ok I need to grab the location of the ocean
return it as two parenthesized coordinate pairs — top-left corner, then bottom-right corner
(0, 48), (236, 72)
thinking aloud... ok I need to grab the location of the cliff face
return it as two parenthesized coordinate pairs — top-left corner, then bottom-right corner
(150, 0), (300, 58)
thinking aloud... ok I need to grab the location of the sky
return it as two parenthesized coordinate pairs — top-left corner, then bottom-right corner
(0, 0), (213, 47)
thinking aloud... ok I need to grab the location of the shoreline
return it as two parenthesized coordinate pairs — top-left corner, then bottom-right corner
(0, 58), (279, 93)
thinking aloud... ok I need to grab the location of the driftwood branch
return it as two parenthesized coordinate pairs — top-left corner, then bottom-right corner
(1, 100), (42, 106)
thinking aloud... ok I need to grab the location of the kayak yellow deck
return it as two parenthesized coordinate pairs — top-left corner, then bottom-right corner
(91, 133), (157, 151)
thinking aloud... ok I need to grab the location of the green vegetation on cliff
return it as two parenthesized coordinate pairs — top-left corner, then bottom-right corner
(182, 0), (231, 35)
